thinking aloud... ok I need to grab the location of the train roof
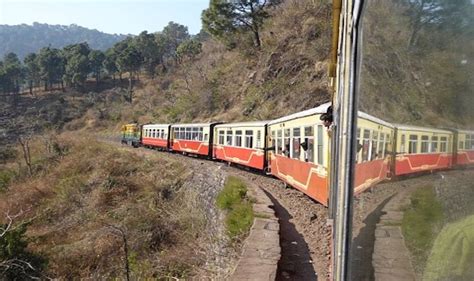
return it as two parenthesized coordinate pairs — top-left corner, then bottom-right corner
(171, 122), (222, 127)
(142, 123), (170, 128)
(268, 102), (331, 125)
(455, 129), (474, 134)
(358, 112), (395, 128)
(215, 120), (269, 128)
(394, 124), (453, 134)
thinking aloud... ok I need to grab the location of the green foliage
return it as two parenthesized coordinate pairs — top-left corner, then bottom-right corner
(116, 45), (143, 75)
(88, 49), (105, 83)
(402, 186), (444, 271)
(37, 47), (65, 90)
(202, 0), (271, 48)
(216, 176), (253, 238)
(0, 223), (46, 279)
(176, 40), (202, 62)
(0, 169), (15, 191)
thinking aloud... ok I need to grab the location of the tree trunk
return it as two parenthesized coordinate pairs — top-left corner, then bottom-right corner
(29, 80), (33, 95)
(128, 73), (133, 103)
(253, 29), (261, 48)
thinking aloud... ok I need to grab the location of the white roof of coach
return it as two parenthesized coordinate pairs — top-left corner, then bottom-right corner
(394, 124), (452, 134)
(268, 102), (331, 125)
(215, 120), (269, 128)
(171, 122), (220, 127)
(456, 129), (474, 134)
(358, 112), (394, 128)
(143, 124), (170, 128)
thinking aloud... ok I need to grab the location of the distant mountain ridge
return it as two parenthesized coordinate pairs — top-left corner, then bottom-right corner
(0, 22), (129, 59)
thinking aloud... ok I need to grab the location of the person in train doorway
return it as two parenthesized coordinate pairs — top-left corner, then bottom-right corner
(320, 106), (333, 128)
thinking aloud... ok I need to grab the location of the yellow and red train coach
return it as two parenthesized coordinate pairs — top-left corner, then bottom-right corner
(268, 103), (331, 206)
(456, 130), (474, 166)
(170, 123), (220, 157)
(354, 112), (394, 194)
(213, 121), (268, 170)
(142, 124), (171, 149)
(394, 124), (454, 176)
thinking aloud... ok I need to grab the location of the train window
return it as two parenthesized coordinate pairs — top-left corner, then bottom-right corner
(362, 129), (371, 162)
(459, 141), (464, 150)
(378, 133), (385, 159)
(440, 136), (447, 152)
(245, 130), (253, 148)
(317, 125), (324, 165)
(466, 135), (472, 150)
(218, 130), (225, 145)
(304, 126), (314, 163)
(356, 128), (361, 163)
(431, 136), (438, 153)
(198, 128), (203, 141)
(160, 129), (164, 139)
(421, 135), (430, 153)
(192, 128), (199, 140)
(277, 130), (283, 155)
(371, 131), (378, 160)
(400, 134), (406, 153)
(226, 130), (233, 145)
(284, 129), (291, 157)
(183, 128), (189, 140)
(292, 128), (301, 160)
(204, 133), (209, 142)
(409, 135), (418, 154)
(256, 130), (261, 148)
(271, 130), (276, 149)
(235, 130), (242, 147)
(164, 130), (168, 139)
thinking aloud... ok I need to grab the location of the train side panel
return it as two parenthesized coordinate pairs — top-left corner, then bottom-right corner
(142, 124), (170, 149)
(268, 108), (330, 206)
(394, 126), (454, 176)
(354, 115), (394, 194)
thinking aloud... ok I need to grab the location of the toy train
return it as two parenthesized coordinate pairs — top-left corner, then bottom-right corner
(121, 102), (474, 206)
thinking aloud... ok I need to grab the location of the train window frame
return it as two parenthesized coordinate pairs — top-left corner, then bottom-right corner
(421, 135), (430, 153)
(371, 131), (378, 160)
(317, 125), (324, 165)
(226, 130), (233, 145)
(235, 130), (243, 147)
(304, 126), (314, 163)
(466, 135), (472, 150)
(245, 130), (253, 149)
(431, 136), (439, 153)
(362, 129), (371, 162)
(292, 127), (301, 160)
(440, 136), (448, 152)
(277, 129), (283, 155)
(218, 130), (225, 145)
(256, 130), (262, 148)
(459, 141), (464, 150)
(284, 128), (291, 157)
(378, 133), (385, 159)
(271, 130), (276, 150)
(356, 128), (361, 163)
(400, 134), (406, 154)
(198, 128), (203, 141)
(409, 135), (418, 154)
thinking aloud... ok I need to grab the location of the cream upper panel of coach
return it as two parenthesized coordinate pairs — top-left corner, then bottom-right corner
(215, 122), (267, 149)
(269, 113), (329, 168)
(355, 116), (394, 163)
(395, 125), (453, 154)
(142, 124), (170, 138)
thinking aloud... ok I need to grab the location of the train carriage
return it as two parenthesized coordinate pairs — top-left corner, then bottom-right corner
(455, 130), (474, 166)
(213, 121), (268, 170)
(142, 124), (171, 149)
(268, 103), (331, 206)
(170, 123), (220, 157)
(354, 112), (395, 194)
(394, 124), (454, 176)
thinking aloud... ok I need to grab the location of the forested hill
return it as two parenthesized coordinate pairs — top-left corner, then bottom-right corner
(0, 23), (128, 59)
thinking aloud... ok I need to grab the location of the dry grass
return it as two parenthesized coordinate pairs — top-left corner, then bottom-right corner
(0, 133), (210, 279)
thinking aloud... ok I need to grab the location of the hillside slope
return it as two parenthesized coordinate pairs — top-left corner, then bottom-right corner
(0, 23), (128, 59)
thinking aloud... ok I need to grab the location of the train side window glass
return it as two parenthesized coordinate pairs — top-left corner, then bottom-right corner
(284, 129), (291, 157)
(271, 130), (276, 149)
(371, 131), (378, 160)
(164, 130), (168, 139)
(198, 128), (203, 141)
(245, 130), (253, 148)
(378, 133), (385, 159)
(204, 133), (209, 142)
(421, 135), (430, 153)
(292, 128), (301, 160)
(356, 128), (361, 163)
(385, 134), (390, 155)
(226, 130), (233, 145)
(459, 141), (464, 150)
(467, 135), (473, 149)
(400, 134), (406, 153)
(362, 129), (371, 162)
(256, 130), (261, 148)
(235, 130), (242, 147)
(440, 136), (447, 152)
(193, 128), (199, 140)
(317, 125), (324, 165)
(160, 129), (164, 139)
(218, 130), (225, 145)
(409, 135), (418, 154)
(277, 130), (283, 155)
(304, 126), (314, 163)
(431, 136), (438, 152)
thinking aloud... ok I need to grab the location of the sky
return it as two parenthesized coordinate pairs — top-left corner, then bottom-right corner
(0, 0), (209, 35)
